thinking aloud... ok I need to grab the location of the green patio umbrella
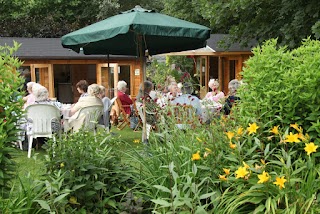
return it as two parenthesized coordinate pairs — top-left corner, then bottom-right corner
(61, 5), (211, 142)
(61, 5), (211, 56)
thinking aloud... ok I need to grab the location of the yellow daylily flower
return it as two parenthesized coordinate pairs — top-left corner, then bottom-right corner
(247, 123), (259, 135)
(191, 151), (201, 161)
(223, 168), (231, 175)
(257, 171), (270, 184)
(298, 133), (307, 141)
(219, 175), (227, 181)
(290, 123), (303, 133)
(235, 166), (249, 179)
(226, 131), (235, 141)
(284, 132), (301, 143)
(273, 176), (287, 189)
(304, 142), (318, 156)
(133, 139), (140, 143)
(229, 142), (237, 149)
(243, 161), (250, 169)
(237, 127), (244, 136)
(270, 126), (279, 135)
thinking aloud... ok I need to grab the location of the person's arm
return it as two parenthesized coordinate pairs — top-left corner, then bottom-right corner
(69, 101), (82, 116)
(120, 94), (133, 105)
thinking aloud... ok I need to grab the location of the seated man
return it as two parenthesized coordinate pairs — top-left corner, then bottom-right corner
(65, 84), (103, 132)
(117, 80), (133, 115)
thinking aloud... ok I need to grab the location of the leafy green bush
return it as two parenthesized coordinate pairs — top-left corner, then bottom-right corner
(212, 122), (320, 213)
(237, 38), (320, 142)
(121, 117), (228, 213)
(0, 42), (24, 195)
(44, 131), (136, 213)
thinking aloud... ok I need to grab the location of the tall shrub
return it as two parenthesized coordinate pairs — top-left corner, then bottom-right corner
(0, 42), (24, 195)
(236, 38), (320, 141)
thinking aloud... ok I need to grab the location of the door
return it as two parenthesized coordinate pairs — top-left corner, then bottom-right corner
(196, 57), (208, 99)
(30, 64), (54, 98)
(96, 63), (119, 99)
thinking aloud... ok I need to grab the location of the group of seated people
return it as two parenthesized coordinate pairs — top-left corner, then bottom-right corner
(20, 77), (241, 145)
(130, 77), (241, 141)
(20, 80), (113, 146)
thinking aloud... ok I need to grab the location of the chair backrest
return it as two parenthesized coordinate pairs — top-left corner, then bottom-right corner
(76, 105), (103, 131)
(166, 105), (199, 129)
(171, 105), (196, 124)
(115, 97), (130, 116)
(108, 97), (117, 112)
(25, 104), (61, 137)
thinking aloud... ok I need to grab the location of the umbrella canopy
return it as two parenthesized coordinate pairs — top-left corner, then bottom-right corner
(61, 5), (211, 56)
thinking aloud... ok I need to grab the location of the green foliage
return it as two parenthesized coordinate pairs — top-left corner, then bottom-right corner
(0, 0), (164, 38)
(0, 174), (46, 213)
(236, 38), (320, 141)
(120, 116), (227, 212)
(44, 131), (136, 213)
(147, 56), (197, 89)
(196, 0), (320, 48)
(162, 0), (209, 26)
(211, 121), (320, 213)
(0, 42), (24, 196)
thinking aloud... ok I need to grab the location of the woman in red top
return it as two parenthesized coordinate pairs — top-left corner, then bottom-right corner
(117, 80), (133, 115)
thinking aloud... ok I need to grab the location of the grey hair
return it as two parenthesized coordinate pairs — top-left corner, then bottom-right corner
(136, 81), (153, 101)
(117, 80), (127, 90)
(33, 86), (49, 102)
(99, 85), (106, 95)
(88, 84), (102, 97)
(26, 82), (36, 91)
(182, 82), (194, 94)
(228, 79), (241, 95)
(168, 81), (177, 91)
(208, 79), (219, 88)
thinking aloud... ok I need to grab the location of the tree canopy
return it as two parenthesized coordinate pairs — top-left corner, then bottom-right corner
(195, 0), (320, 48)
(1, 0), (319, 48)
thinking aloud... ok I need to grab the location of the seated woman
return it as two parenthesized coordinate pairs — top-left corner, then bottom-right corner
(23, 82), (42, 109)
(98, 85), (111, 130)
(65, 84), (103, 132)
(25, 86), (62, 140)
(76, 80), (89, 99)
(203, 79), (225, 108)
(223, 79), (241, 115)
(135, 81), (159, 142)
(117, 80), (133, 115)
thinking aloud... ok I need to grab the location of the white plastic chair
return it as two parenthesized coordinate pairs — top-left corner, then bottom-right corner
(75, 105), (103, 133)
(25, 104), (61, 158)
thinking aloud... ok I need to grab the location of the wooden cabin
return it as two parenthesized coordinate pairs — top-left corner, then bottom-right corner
(165, 34), (256, 97)
(0, 37), (143, 103)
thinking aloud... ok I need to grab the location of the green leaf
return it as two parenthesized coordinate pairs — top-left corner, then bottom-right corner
(199, 192), (216, 200)
(153, 185), (171, 193)
(94, 181), (105, 190)
(151, 199), (171, 207)
(34, 200), (51, 211)
(53, 193), (69, 203)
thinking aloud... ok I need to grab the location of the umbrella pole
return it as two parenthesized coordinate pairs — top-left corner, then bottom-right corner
(138, 35), (147, 143)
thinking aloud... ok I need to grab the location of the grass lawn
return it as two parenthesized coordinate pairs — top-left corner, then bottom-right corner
(13, 125), (142, 181)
